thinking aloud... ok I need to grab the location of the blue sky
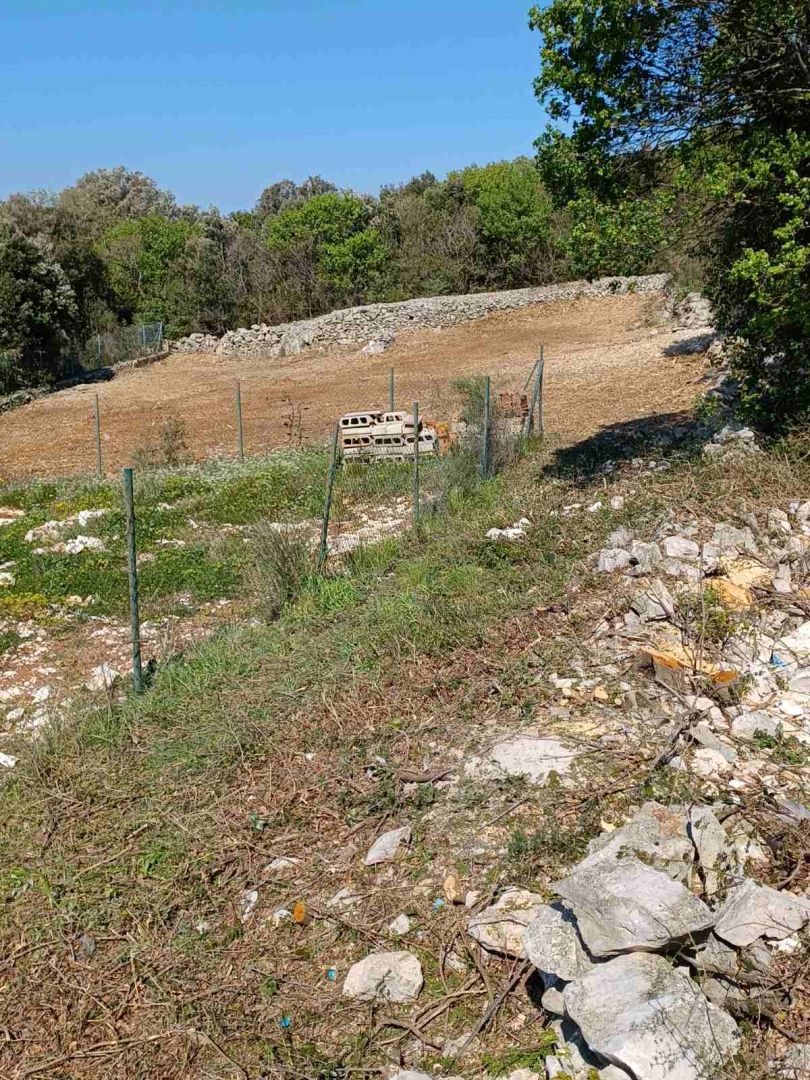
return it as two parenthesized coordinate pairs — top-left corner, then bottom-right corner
(1, 1), (547, 212)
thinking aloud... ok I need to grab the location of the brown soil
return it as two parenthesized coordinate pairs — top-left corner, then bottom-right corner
(0, 293), (708, 479)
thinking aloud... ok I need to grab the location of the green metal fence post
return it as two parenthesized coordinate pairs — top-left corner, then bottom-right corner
(412, 401), (420, 527)
(536, 345), (546, 438)
(389, 367), (395, 412)
(122, 467), (143, 693)
(480, 375), (492, 479)
(235, 380), (245, 462)
(93, 393), (103, 478)
(318, 423), (341, 570)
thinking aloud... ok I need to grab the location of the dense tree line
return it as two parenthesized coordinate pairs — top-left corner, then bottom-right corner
(0, 156), (683, 392)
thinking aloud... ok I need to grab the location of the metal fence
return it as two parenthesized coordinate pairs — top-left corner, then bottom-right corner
(82, 322), (164, 370)
(316, 362), (542, 568)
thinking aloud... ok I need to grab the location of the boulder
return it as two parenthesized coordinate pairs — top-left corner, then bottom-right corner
(597, 548), (632, 573)
(564, 952), (739, 1080)
(711, 523), (757, 556)
(523, 902), (594, 984)
(579, 802), (694, 882)
(551, 855), (715, 956)
(628, 540), (662, 574)
(342, 951), (423, 1002)
(467, 887), (546, 957)
(713, 879), (810, 947)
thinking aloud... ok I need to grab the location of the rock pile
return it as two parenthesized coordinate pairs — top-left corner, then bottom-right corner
(172, 274), (670, 357)
(464, 799), (809, 1079)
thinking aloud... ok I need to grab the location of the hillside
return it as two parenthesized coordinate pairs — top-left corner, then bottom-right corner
(0, 300), (807, 1078)
(0, 283), (704, 479)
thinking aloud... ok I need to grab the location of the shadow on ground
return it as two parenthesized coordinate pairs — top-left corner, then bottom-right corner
(543, 409), (709, 484)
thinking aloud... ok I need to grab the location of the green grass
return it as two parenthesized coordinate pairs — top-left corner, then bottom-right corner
(2, 429), (810, 1077)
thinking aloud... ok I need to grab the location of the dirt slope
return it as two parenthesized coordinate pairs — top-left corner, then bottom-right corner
(0, 292), (707, 478)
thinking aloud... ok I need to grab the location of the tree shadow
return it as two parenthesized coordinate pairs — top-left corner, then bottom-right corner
(542, 409), (709, 485)
(663, 332), (716, 356)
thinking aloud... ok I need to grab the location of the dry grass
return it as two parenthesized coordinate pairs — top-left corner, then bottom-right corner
(0, 427), (808, 1078)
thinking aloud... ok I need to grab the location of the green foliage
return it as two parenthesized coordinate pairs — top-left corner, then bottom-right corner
(529, 0), (810, 424)
(456, 158), (554, 284)
(564, 192), (673, 278)
(708, 131), (810, 430)
(98, 215), (201, 334)
(0, 228), (80, 391)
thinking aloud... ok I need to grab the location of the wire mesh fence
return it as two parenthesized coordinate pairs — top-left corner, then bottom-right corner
(82, 322), (164, 370)
(317, 364), (538, 567)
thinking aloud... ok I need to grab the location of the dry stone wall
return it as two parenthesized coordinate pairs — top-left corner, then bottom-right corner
(172, 274), (670, 358)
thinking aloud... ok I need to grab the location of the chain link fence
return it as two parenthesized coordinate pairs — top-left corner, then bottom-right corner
(82, 322), (164, 371)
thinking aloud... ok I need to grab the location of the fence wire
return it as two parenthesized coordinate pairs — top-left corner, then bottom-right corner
(82, 322), (164, 370)
(318, 368), (535, 567)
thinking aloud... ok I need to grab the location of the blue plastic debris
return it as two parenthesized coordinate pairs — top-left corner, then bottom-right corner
(279, 1016), (292, 1029)
(326, 968), (337, 981)
(431, 898), (445, 912)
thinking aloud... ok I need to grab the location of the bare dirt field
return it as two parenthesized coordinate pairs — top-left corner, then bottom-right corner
(0, 292), (708, 478)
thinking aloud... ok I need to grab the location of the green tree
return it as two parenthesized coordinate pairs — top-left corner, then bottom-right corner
(0, 228), (79, 389)
(529, 0), (810, 427)
(98, 215), (200, 334)
(455, 159), (555, 285)
(265, 193), (389, 312)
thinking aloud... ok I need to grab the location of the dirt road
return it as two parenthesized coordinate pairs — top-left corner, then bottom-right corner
(0, 292), (707, 478)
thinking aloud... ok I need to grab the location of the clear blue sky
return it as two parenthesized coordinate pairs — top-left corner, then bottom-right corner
(1, 1), (548, 212)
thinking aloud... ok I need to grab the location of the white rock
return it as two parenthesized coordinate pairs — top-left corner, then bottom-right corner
(388, 1072), (435, 1080)
(0, 571), (15, 587)
(775, 621), (810, 667)
(238, 888), (259, 922)
(564, 952), (739, 1079)
(62, 535), (106, 555)
(77, 509), (108, 528)
(85, 663), (120, 692)
(0, 752), (17, 768)
(523, 902), (594, 984)
(364, 825), (411, 866)
(691, 747), (733, 778)
(388, 913), (411, 935)
(468, 887), (546, 957)
(551, 855), (714, 956)
(342, 950), (423, 1002)
(610, 496), (625, 510)
(597, 548), (632, 573)
(661, 536), (700, 560)
(32, 686), (51, 704)
(628, 540), (662, 574)
(579, 802), (693, 882)
(467, 734), (579, 786)
(714, 879), (810, 947)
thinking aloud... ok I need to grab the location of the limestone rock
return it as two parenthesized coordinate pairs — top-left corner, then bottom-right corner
(580, 802), (694, 882)
(564, 952), (739, 1080)
(713, 879), (810, 947)
(467, 887), (546, 957)
(364, 825), (411, 866)
(687, 806), (727, 896)
(523, 902), (594, 984)
(661, 536), (700, 560)
(342, 951), (423, 1002)
(551, 855), (715, 956)
(466, 734), (578, 785)
(630, 579), (676, 622)
(597, 548), (632, 573)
